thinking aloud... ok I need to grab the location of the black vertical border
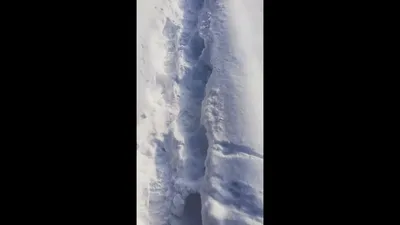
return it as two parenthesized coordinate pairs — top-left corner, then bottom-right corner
(264, 0), (272, 224)
(129, 12), (137, 224)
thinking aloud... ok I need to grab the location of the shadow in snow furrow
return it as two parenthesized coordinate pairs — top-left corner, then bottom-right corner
(217, 142), (263, 159)
(176, 0), (212, 224)
(181, 193), (203, 225)
(177, 0), (211, 187)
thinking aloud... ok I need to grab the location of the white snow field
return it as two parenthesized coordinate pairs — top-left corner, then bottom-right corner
(136, 0), (263, 225)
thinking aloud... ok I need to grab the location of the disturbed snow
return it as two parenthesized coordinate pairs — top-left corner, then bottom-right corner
(137, 0), (263, 224)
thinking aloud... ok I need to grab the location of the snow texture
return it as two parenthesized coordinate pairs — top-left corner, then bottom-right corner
(137, 0), (263, 224)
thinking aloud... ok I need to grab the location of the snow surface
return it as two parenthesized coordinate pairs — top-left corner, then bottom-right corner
(137, 0), (263, 224)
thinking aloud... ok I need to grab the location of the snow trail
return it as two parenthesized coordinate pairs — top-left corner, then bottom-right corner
(137, 0), (263, 224)
(137, 0), (212, 224)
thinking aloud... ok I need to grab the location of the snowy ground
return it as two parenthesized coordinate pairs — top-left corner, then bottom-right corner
(137, 0), (263, 224)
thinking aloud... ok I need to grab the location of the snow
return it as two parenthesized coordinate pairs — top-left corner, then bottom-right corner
(137, 0), (263, 225)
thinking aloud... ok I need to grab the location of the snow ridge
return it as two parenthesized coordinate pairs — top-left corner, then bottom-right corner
(199, 0), (264, 224)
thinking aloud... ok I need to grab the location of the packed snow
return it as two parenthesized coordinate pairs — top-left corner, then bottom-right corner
(136, 0), (263, 224)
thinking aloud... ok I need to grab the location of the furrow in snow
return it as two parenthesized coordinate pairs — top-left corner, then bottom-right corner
(145, 0), (213, 224)
(138, 0), (263, 224)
